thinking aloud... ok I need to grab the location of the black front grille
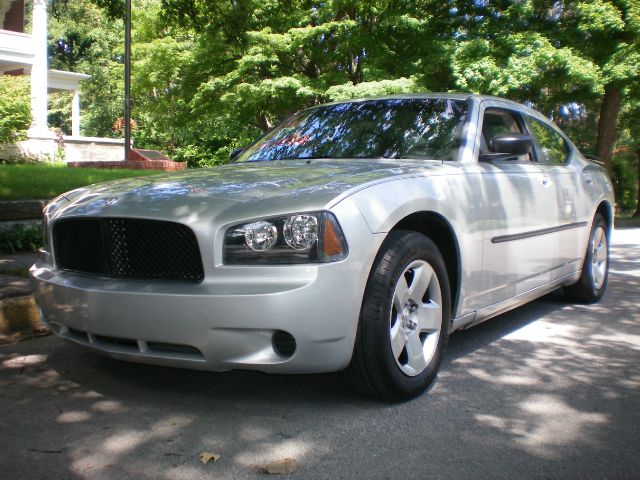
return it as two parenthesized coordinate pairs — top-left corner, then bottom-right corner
(53, 218), (204, 283)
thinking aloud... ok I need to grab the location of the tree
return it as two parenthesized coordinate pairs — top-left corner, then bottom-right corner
(77, 0), (638, 210)
(618, 86), (640, 216)
(559, 1), (640, 174)
(49, 0), (125, 137)
(0, 76), (31, 145)
(156, 0), (458, 157)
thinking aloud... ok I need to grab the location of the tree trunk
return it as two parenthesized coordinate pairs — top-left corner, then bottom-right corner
(256, 111), (272, 132)
(633, 147), (640, 218)
(596, 85), (622, 174)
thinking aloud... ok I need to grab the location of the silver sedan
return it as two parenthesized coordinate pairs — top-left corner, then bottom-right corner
(30, 94), (614, 400)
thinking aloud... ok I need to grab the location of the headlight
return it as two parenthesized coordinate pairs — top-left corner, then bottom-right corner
(244, 221), (278, 251)
(283, 214), (318, 250)
(224, 211), (348, 265)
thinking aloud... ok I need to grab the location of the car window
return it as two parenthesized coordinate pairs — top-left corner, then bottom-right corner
(527, 117), (569, 165)
(237, 99), (469, 162)
(481, 109), (530, 162)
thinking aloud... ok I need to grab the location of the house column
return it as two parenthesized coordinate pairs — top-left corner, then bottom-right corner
(71, 88), (80, 136)
(28, 0), (50, 137)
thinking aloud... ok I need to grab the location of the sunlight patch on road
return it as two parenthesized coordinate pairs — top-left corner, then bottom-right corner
(516, 394), (608, 458)
(475, 394), (610, 459)
(467, 368), (539, 386)
(57, 411), (91, 423)
(233, 437), (315, 468)
(91, 400), (123, 413)
(149, 415), (194, 436)
(102, 431), (147, 454)
(69, 415), (196, 477)
(1, 354), (48, 369)
(590, 332), (640, 350)
(502, 319), (580, 346)
(239, 426), (272, 441)
(617, 375), (640, 390)
(609, 268), (640, 276)
(71, 390), (103, 399)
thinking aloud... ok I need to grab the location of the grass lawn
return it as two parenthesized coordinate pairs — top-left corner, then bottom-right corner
(0, 163), (167, 200)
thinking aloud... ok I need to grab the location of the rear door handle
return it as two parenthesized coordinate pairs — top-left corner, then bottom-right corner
(541, 176), (552, 188)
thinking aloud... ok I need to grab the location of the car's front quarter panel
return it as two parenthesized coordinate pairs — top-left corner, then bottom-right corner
(342, 164), (486, 319)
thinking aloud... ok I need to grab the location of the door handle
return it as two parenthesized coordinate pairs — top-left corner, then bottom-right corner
(541, 176), (552, 188)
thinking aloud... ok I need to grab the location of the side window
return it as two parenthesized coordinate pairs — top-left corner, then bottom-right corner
(481, 109), (530, 161)
(527, 117), (569, 165)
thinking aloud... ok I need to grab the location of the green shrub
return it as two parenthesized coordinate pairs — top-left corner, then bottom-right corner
(172, 144), (228, 168)
(612, 151), (639, 213)
(0, 76), (31, 144)
(0, 224), (43, 254)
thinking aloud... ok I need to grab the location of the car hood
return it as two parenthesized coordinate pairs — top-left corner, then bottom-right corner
(47, 159), (443, 225)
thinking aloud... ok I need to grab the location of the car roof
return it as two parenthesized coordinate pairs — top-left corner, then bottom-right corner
(319, 93), (471, 106)
(319, 93), (549, 123)
(321, 93), (526, 109)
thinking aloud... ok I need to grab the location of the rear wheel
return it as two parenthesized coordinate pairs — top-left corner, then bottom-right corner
(342, 231), (451, 401)
(564, 213), (609, 303)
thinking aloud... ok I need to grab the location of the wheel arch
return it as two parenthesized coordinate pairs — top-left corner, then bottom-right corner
(595, 200), (613, 237)
(389, 211), (461, 317)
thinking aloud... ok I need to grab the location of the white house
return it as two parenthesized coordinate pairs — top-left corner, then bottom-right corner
(0, 0), (125, 162)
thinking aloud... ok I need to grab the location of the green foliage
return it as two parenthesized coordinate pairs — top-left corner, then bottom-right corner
(452, 33), (603, 104)
(172, 144), (227, 169)
(49, 0), (125, 138)
(51, 0), (640, 208)
(48, 91), (73, 134)
(617, 92), (640, 214)
(612, 150), (638, 211)
(0, 224), (43, 254)
(0, 76), (31, 144)
(326, 78), (421, 101)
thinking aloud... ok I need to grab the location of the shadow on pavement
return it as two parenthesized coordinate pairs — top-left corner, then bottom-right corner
(1, 233), (638, 479)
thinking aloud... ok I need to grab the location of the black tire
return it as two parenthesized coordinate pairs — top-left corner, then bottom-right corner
(564, 213), (609, 303)
(342, 230), (451, 401)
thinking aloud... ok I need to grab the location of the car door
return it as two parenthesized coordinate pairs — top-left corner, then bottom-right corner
(474, 102), (566, 306)
(524, 114), (589, 276)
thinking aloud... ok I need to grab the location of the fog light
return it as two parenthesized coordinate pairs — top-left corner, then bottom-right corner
(272, 330), (296, 358)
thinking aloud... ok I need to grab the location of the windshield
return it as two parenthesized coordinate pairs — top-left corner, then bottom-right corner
(237, 98), (469, 163)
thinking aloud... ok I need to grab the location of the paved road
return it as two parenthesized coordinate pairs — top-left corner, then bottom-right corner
(1, 229), (639, 480)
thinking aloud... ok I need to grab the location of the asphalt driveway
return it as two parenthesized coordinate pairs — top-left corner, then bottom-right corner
(1, 229), (639, 480)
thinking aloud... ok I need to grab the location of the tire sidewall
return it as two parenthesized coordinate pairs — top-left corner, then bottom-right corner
(584, 215), (609, 301)
(362, 231), (451, 400)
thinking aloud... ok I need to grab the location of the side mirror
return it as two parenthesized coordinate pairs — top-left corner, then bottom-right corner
(481, 133), (533, 161)
(229, 146), (247, 161)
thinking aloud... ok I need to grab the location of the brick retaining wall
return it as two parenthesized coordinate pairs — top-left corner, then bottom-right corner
(67, 159), (186, 171)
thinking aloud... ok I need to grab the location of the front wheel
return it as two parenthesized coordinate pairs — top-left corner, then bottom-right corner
(564, 213), (609, 303)
(342, 231), (451, 401)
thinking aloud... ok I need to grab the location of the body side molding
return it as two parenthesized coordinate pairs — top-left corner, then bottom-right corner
(491, 221), (588, 244)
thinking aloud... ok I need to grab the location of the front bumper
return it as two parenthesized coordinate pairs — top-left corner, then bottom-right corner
(30, 249), (368, 373)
